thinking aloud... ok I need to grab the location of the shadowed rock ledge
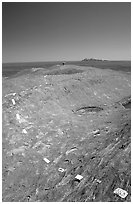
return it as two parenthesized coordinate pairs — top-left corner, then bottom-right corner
(2, 65), (131, 202)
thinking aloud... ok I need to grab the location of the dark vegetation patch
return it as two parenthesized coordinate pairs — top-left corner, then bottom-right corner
(3, 67), (84, 79)
(44, 68), (84, 75)
(2, 60), (131, 78)
(77, 60), (131, 73)
(2, 61), (59, 77)
(89, 79), (103, 85)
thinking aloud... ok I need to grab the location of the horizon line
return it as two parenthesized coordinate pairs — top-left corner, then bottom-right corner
(2, 59), (131, 64)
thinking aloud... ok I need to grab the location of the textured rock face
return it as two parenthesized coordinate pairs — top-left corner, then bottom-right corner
(2, 65), (131, 202)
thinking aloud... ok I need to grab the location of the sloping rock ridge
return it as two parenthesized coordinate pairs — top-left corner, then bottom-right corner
(2, 65), (131, 202)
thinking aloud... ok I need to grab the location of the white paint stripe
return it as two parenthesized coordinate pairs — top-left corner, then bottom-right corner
(43, 158), (50, 163)
(16, 113), (20, 120)
(75, 174), (83, 180)
(22, 129), (27, 134)
(12, 99), (16, 105)
(58, 168), (65, 172)
(114, 188), (128, 198)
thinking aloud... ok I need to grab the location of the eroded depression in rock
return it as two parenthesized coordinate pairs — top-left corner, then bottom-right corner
(75, 106), (104, 114)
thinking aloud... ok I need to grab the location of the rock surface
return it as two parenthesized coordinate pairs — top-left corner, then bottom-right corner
(2, 65), (131, 202)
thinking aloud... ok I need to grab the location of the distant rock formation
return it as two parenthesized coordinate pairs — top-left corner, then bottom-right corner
(82, 58), (108, 62)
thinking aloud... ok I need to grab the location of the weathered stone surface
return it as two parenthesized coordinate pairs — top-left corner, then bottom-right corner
(2, 65), (131, 202)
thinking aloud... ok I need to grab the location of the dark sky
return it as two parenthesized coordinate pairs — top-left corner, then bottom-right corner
(2, 2), (131, 63)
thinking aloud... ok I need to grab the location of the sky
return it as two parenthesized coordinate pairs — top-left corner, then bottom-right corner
(2, 2), (131, 63)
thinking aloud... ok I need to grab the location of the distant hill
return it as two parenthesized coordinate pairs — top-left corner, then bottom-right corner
(82, 58), (108, 62)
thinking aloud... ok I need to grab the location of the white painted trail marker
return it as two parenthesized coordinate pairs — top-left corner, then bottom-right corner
(58, 168), (65, 173)
(22, 129), (27, 134)
(95, 179), (102, 183)
(16, 113), (20, 120)
(16, 113), (27, 123)
(12, 99), (16, 105)
(114, 188), (128, 199)
(43, 158), (50, 163)
(75, 174), (83, 180)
